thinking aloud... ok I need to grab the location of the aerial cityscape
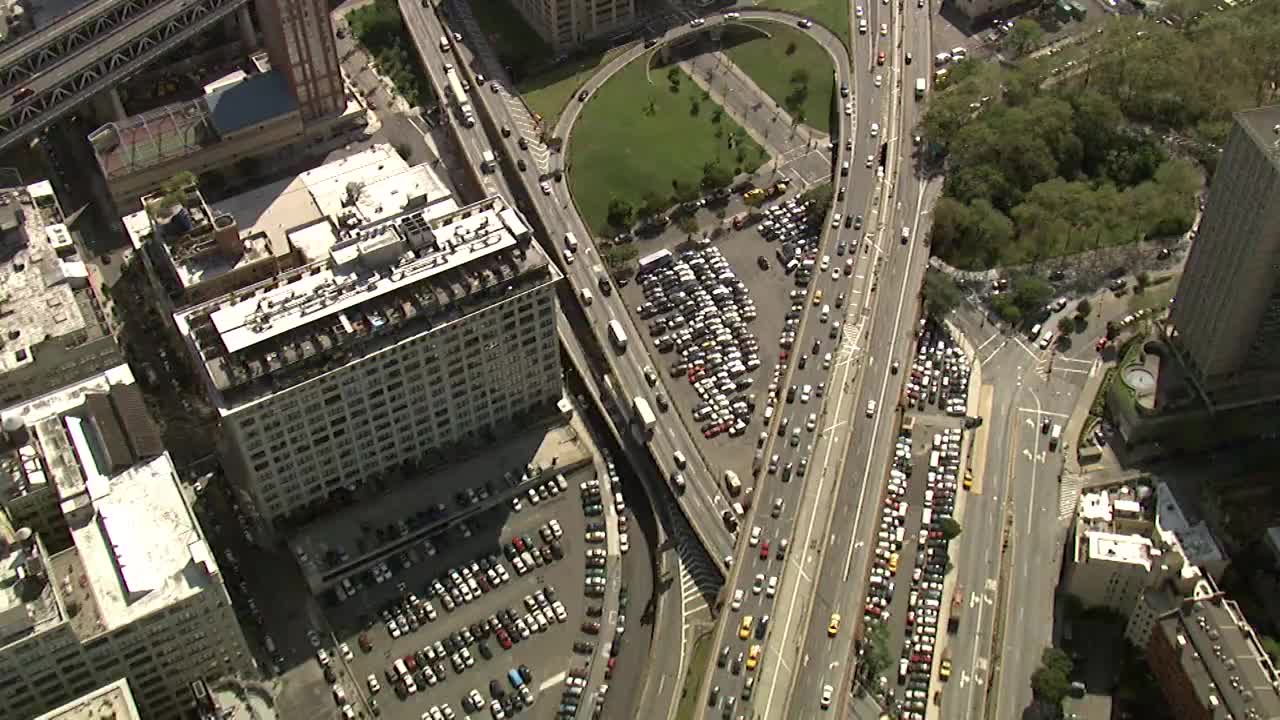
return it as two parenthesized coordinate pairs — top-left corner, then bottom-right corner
(0, 0), (1274, 717)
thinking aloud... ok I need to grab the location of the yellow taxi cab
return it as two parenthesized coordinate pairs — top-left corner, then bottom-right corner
(963, 468), (973, 490)
(813, 289), (824, 306)
(747, 644), (761, 670)
(827, 613), (841, 637)
(940, 658), (952, 681)
(739, 615), (754, 640)
(888, 552), (899, 574)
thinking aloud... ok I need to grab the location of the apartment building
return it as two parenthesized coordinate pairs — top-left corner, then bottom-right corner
(1166, 105), (1280, 410)
(0, 365), (252, 719)
(509, 0), (637, 52)
(1065, 482), (1226, 615)
(0, 182), (121, 410)
(125, 143), (454, 320)
(33, 677), (142, 720)
(1146, 590), (1280, 720)
(173, 195), (562, 528)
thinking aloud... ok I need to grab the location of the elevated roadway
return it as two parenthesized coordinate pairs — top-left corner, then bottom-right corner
(0, 0), (250, 153)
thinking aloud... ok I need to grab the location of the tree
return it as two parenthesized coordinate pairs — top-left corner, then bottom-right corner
(1009, 274), (1053, 318)
(667, 67), (681, 86)
(924, 269), (964, 319)
(676, 215), (699, 235)
(1031, 648), (1074, 706)
(1003, 18), (1045, 55)
(639, 192), (667, 219)
(701, 162), (734, 190)
(1076, 298), (1092, 316)
(938, 517), (963, 541)
(671, 180), (700, 205)
(785, 41), (797, 55)
(606, 198), (634, 230)
(345, 181), (365, 205)
(1057, 315), (1075, 334)
(1135, 270), (1151, 290)
(790, 68), (810, 86)
(862, 622), (892, 683)
(601, 244), (639, 271)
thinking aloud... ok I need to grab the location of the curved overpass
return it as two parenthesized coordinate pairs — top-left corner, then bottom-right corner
(548, 11), (854, 582)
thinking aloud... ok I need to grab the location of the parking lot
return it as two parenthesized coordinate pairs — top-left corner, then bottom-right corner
(615, 192), (828, 482)
(860, 321), (972, 719)
(327, 463), (605, 720)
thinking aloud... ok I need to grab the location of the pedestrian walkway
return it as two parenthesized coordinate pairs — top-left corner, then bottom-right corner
(1058, 471), (1084, 522)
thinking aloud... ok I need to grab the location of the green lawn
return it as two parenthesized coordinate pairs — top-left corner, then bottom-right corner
(674, 631), (713, 720)
(760, 0), (850, 51)
(519, 50), (619, 130)
(467, 0), (552, 71)
(722, 23), (836, 135)
(568, 57), (766, 236)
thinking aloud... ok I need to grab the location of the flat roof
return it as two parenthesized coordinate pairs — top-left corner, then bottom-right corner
(33, 677), (141, 720)
(0, 184), (102, 377)
(0, 513), (65, 648)
(0, 364), (220, 636)
(1087, 531), (1154, 569)
(1234, 105), (1280, 169)
(210, 173), (320, 265)
(298, 143), (453, 224)
(1155, 483), (1226, 571)
(205, 70), (298, 136)
(1157, 594), (1280, 718)
(175, 196), (554, 412)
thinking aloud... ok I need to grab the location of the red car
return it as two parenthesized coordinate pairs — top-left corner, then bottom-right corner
(496, 629), (512, 649)
(1095, 337), (1108, 351)
(759, 541), (770, 560)
(877, 51), (886, 65)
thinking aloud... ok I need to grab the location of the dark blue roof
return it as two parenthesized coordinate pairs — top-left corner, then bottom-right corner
(206, 70), (298, 136)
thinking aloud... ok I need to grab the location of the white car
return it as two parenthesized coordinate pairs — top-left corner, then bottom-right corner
(855, 5), (864, 15)
(732, 588), (745, 610)
(866, 154), (874, 168)
(844, 101), (853, 116)
(767, 575), (778, 597)
(339, 643), (353, 661)
(806, 413), (817, 431)
(539, 181), (552, 195)
(880, 23), (888, 35)
(725, 10), (740, 18)
(367, 675), (381, 693)
(870, 122), (880, 137)
(866, 400), (877, 417)
(874, 74), (882, 87)
(749, 526), (762, 546)
(822, 684), (833, 708)
(317, 648), (330, 666)
(753, 573), (766, 594)
(820, 255), (831, 271)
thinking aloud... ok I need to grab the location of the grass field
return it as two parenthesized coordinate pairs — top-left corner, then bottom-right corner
(722, 23), (836, 135)
(519, 50), (620, 130)
(760, 0), (850, 51)
(674, 631), (713, 720)
(568, 56), (766, 236)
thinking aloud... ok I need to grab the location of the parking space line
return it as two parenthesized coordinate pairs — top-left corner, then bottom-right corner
(539, 671), (566, 693)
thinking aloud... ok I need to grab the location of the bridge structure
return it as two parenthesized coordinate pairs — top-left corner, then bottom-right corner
(0, 0), (254, 155)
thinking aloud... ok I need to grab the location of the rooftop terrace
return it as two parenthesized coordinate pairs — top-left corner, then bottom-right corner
(176, 196), (550, 412)
(33, 677), (141, 720)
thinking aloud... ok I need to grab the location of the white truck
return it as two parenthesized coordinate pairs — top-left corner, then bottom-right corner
(480, 150), (496, 172)
(916, 78), (927, 98)
(608, 319), (628, 350)
(632, 397), (656, 434)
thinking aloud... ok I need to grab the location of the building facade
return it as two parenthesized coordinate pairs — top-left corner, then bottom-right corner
(256, 0), (345, 121)
(0, 182), (122, 410)
(1167, 106), (1280, 410)
(0, 366), (252, 719)
(1146, 592), (1280, 720)
(509, 0), (636, 51)
(174, 196), (562, 527)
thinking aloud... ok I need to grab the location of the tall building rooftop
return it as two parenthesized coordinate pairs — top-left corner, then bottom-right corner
(1086, 532), (1155, 570)
(0, 365), (221, 643)
(1233, 105), (1280, 170)
(1156, 592), (1280, 720)
(123, 144), (456, 306)
(175, 195), (549, 413)
(33, 677), (141, 720)
(0, 182), (112, 385)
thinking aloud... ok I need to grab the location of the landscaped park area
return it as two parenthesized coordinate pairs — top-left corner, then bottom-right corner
(567, 55), (767, 236)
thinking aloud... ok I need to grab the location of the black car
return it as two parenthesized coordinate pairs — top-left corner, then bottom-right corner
(490, 679), (506, 697)
(518, 137), (529, 150)
(501, 125), (511, 137)
(517, 158), (527, 171)
(854, 215), (863, 230)
(518, 665), (533, 683)
(478, 641), (493, 659)
(905, 51), (913, 64)
(757, 256), (770, 270)
(844, 215), (853, 228)
(323, 666), (337, 683)
(578, 89), (590, 101)
(573, 641), (595, 654)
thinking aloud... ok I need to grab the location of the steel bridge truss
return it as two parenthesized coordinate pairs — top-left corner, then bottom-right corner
(0, 0), (248, 155)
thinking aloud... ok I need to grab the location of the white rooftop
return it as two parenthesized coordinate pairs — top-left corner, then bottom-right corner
(1, 365), (219, 635)
(33, 677), (141, 720)
(299, 143), (453, 223)
(1087, 531), (1154, 569)
(0, 184), (95, 375)
(206, 202), (520, 354)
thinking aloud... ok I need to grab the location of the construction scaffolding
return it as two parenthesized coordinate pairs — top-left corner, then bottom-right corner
(89, 98), (216, 179)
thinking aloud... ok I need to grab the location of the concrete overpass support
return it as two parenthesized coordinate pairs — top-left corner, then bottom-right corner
(237, 5), (258, 51)
(94, 87), (127, 122)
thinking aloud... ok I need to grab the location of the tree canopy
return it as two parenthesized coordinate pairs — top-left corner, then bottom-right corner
(916, 4), (1280, 270)
(1031, 647), (1075, 706)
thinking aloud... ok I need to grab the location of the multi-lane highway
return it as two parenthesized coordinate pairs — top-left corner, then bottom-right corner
(756, 1), (942, 717)
(402, 0), (749, 571)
